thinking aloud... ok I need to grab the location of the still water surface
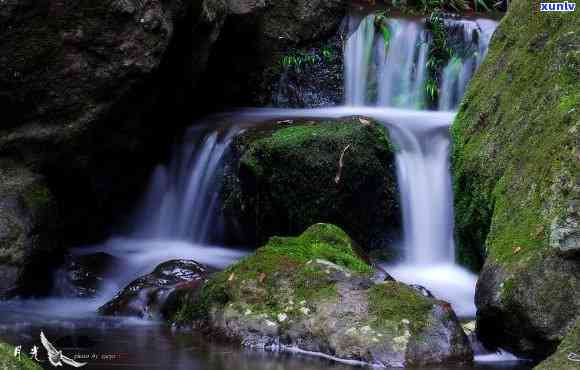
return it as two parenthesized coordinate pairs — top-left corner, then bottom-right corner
(0, 304), (533, 370)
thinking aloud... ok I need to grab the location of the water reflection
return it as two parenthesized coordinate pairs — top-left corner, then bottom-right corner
(0, 308), (532, 370)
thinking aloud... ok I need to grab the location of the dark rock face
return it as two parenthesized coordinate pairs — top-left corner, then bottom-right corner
(475, 255), (580, 359)
(451, 0), (579, 360)
(170, 224), (473, 367)
(271, 34), (344, 108)
(55, 252), (119, 298)
(194, 0), (347, 110)
(222, 118), (400, 253)
(0, 160), (60, 297)
(0, 0), (192, 295)
(99, 259), (212, 319)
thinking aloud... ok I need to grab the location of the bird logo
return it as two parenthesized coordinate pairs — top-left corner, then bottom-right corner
(40, 331), (88, 368)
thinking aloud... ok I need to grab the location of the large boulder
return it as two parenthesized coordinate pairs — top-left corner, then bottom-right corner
(99, 259), (212, 320)
(169, 224), (473, 367)
(222, 118), (400, 253)
(451, 0), (579, 359)
(0, 0), (192, 251)
(0, 160), (60, 298)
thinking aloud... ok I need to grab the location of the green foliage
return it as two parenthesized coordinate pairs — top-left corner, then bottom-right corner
(280, 47), (334, 73)
(424, 10), (453, 104)
(374, 14), (392, 49)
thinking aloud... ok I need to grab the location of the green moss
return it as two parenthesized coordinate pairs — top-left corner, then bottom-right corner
(0, 341), (43, 370)
(451, 0), (579, 271)
(224, 118), (400, 252)
(22, 182), (53, 211)
(534, 320), (580, 370)
(172, 223), (371, 324)
(368, 282), (434, 334)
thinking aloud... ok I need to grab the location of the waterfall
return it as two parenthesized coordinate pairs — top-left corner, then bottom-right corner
(132, 127), (237, 244)
(438, 18), (499, 110)
(342, 14), (498, 316)
(344, 14), (376, 106)
(377, 20), (430, 109)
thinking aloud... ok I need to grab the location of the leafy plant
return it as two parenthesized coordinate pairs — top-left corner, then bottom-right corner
(473, 0), (491, 11)
(321, 46), (333, 61)
(281, 52), (320, 73)
(374, 14), (392, 49)
(424, 10), (453, 105)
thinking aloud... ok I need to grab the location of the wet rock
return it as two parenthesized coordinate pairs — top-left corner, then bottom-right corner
(222, 118), (400, 253)
(172, 224), (473, 367)
(0, 160), (60, 298)
(99, 259), (212, 319)
(55, 252), (119, 298)
(410, 284), (435, 298)
(475, 255), (580, 359)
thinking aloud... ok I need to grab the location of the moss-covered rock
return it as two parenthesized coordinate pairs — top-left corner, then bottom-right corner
(451, 0), (579, 359)
(169, 224), (472, 367)
(0, 341), (42, 370)
(223, 118), (400, 254)
(0, 160), (60, 297)
(535, 319), (580, 370)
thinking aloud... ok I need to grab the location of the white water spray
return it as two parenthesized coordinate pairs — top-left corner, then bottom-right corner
(342, 14), (497, 317)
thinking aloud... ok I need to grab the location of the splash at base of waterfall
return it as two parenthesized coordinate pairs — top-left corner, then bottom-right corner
(381, 263), (477, 318)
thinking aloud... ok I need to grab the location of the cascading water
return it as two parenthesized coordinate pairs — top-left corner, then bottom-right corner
(344, 13), (498, 317)
(344, 13), (375, 106)
(131, 128), (236, 243)
(438, 18), (498, 110)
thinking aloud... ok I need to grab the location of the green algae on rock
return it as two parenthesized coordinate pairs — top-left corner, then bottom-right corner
(0, 160), (60, 297)
(169, 224), (473, 367)
(451, 0), (579, 359)
(0, 341), (42, 370)
(222, 118), (400, 254)
(534, 320), (580, 370)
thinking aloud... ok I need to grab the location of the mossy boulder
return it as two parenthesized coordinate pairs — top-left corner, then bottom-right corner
(451, 0), (579, 359)
(169, 224), (472, 367)
(0, 160), (60, 297)
(222, 118), (400, 254)
(535, 319), (580, 370)
(0, 341), (42, 370)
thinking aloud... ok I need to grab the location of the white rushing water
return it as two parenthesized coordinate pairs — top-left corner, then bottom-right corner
(345, 14), (497, 111)
(131, 127), (238, 243)
(344, 14), (497, 317)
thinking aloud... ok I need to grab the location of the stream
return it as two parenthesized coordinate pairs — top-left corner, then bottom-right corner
(0, 10), (535, 370)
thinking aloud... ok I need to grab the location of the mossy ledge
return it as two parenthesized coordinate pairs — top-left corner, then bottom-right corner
(169, 223), (472, 367)
(451, 0), (579, 359)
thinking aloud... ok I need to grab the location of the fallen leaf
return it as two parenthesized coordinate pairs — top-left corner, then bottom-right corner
(358, 118), (371, 126)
